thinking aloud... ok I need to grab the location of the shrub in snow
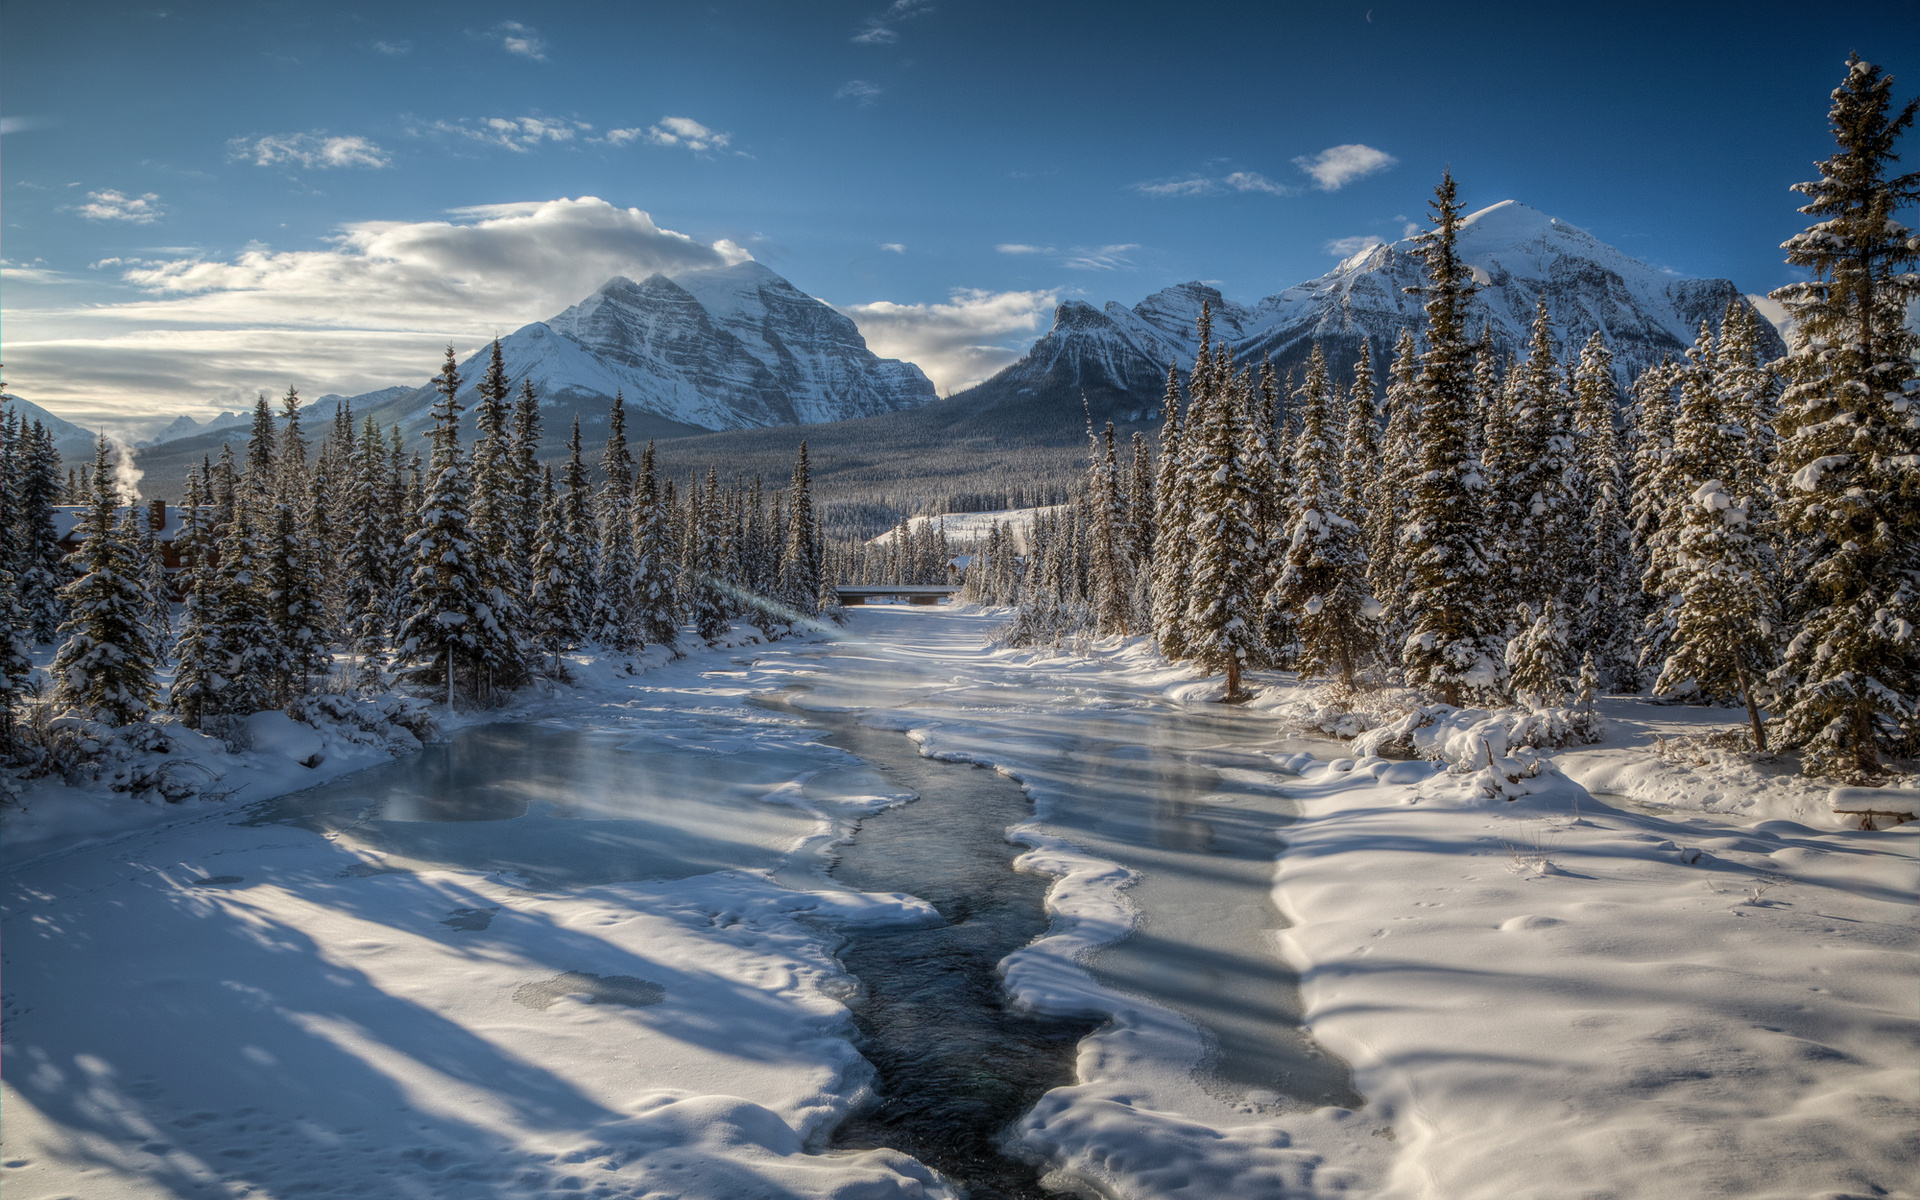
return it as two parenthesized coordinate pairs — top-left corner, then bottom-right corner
(1354, 701), (1603, 770)
(287, 692), (438, 756)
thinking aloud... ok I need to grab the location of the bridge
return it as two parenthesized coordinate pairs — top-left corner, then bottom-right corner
(833, 585), (960, 606)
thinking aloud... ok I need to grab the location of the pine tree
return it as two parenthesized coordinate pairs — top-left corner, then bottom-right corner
(528, 466), (587, 673)
(1183, 343), (1264, 700)
(135, 507), (173, 658)
(397, 347), (525, 703)
(780, 441), (822, 617)
(243, 393), (277, 515)
(1274, 344), (1373, 687)
(1374, 329), (1422, 651)
(50, 435), (158, 726)
(1151, 364), (1195, 660)
(264, 501), (330, 703)
(0, 400), (34, 750)
(1653, 479), (1779, 744)
(343, 416), (393, 691)
(213, 505), (281, 718)
(170, 472), (225, 728)
(469, 339), (515, 581)
(17, 419), (67, 641)
(633, 440), (680, 646)
(1571, 331), (1638, 688)
(1642, 323), (1727, 691)
(276, 386), (309, 508)
(1400, 173), (1504, 704)
(1768, 55), (1920, 777)
(1505, 598), (1576, 708)
(593, 394), (639, 651)
(1087, 423), (1134, 635)
(509, 377), (544, 600)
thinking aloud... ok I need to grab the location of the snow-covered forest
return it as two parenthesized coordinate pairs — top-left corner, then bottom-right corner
(962, 60), (1920, 785)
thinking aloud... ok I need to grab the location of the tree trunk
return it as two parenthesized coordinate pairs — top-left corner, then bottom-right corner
(1732, 657), (1767, 752)
(1225, 657), (1242, 703)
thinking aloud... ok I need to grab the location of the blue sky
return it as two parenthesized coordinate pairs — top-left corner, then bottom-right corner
(4, 0), (1915, 427)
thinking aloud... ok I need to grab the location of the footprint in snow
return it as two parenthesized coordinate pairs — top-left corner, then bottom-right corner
(440, 907), (500, 932)
(512, 972), (665, 1011)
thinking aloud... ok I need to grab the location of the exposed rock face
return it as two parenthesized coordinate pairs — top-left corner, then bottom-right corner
(400, 265), (938, 432)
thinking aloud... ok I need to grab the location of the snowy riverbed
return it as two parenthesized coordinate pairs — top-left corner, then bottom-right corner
(4, 607), (1915, 1199)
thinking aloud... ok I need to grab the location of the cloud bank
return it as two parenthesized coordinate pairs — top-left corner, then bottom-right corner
(839, 288), (1056, 395)
(5, 197), (750, 421)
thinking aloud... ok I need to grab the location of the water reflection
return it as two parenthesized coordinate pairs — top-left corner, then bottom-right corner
(245, 722), (831, 890)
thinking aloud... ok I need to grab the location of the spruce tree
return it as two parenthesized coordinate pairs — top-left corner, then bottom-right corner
(1150, 366), (1195, 660)
(1653, 478), (1778, 744)
(397, 347), (525, 703)
(17, 420), (67, 641)
(265, 501), (330, 702)
(593, 394), (639, 651)
(1571, 331), (1638, 688)
(170, 472), (225, 727)
(528, 466), (587, 673)
(1274, 344), (1372, 687)
(1374, 329), (1423, 652)
(509, 378), (544, 603)
(1399, 172), (1504, 705)
(243, 393), (277, 515)
(633, 441), (681, 646)
(1183, 345), (1263, 700)
(213, 505), (281, 717)
(779, 441), (822, 617)
(50, 435), (158, 726)
(1087, 423), (1133, 635)
(1768, 55), (1920, 777)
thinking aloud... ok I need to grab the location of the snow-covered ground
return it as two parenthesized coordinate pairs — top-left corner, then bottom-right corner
(4, 609), (1915, 1199)
(865, 505), (1061, 550)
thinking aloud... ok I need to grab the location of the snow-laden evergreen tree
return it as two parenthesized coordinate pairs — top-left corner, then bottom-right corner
(1642, 323), (1728, 690)
(1374, 328), (1423, 651)
(397, 347), (525, 703)
(243, 393), (277, 515)
(1508, 302), (1581, 617)
(276, 386), (309, 508)
(265, 501), (330, 703)
(50, 435), (158, 727)
(685, 471), (729, 642)
(0, 400), (33, 750)
(343, 415), (394, 691)
(633, 440), (680, 648)
(593, 393), (639, 652)
(1768, 55), (1920, 778)
(134, 508), (173, 659)
(1626, 359), (1678, 659)
(1183, 346), (1264, 700)
(17, 419), (67, 641)
(170, 472), (224, 728)
(1151, 367), (1195, 660)
(1716, 300), (1779, 504)
(1653, 478), (1779, 742)
(1087, 422), (1134, 634)
(1571, 331), (1638, 688)
(561, 418), (603, 631)
(1274, 344), (1373, 687)
(1399, 172), (1505, 705)
(779, 441), (822, 617)
(509, 378), (544, 602)
(213, 505), (281, 718)
(469, 339), (516, 584)
(1505, 598), (1576, 707)
(528, 466), (587, 673)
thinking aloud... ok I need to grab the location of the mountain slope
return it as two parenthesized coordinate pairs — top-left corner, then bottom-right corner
(950, 200), (1786, 434)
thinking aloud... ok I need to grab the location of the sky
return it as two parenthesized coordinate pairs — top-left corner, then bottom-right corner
(4, 0), (1916, 432)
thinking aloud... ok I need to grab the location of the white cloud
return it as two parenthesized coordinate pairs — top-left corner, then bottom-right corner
(421, 115), (587, 152)
(369, 39), (410, 55)
(853, 0), (933, 44)
(1062, 244), (1138, 271)
(1402, 220), (1422, 238)
(995, 243), (1054, 255)
(5, 197), (751, 421)
(835, 80), (883, 105)
(635, 116), (732, 153)
(1292, 143), (1397, 190)
(491, 21), (547, 60)
(229, 132), (391, 169)
(838, 287), (1055, 395)
(77, 190), (164, 223)
(1134, 171), (1295, 198)
(1325, 234), (1384, 258)
(879, 242), (905, 253)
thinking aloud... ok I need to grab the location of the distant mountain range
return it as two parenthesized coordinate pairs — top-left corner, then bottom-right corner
(80, 200), (1787, 516)
(953, 200), (1787, 426)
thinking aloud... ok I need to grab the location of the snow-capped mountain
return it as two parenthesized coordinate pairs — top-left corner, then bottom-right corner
(959, 201), (1785, 419)
(396, 263), (937, 432)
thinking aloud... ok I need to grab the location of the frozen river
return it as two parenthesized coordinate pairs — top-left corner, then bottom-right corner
(2, 607), (1357, 1199)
